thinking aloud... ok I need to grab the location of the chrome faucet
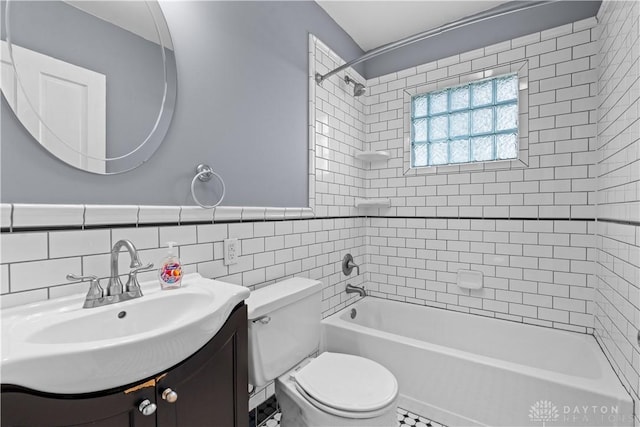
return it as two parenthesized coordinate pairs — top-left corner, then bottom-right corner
(345, 284), (366, 297)
(67, 239), (153, 308)
(107, 239), (147, 296)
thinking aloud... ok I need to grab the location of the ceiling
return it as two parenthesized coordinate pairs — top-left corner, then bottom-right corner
(316, 1), (512, 51)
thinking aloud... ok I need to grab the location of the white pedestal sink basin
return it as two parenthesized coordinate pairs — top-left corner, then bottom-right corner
(1, 273), (250, 394)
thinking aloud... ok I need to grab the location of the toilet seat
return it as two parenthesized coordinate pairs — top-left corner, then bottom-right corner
(294, 382), (394, 419)
(293, 352), (398, 419)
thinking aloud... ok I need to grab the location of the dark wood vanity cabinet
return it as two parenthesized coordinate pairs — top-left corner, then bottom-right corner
(155, 303), (247, 427)
(0, 385), (157, 427)
(1, 303), (248, 427)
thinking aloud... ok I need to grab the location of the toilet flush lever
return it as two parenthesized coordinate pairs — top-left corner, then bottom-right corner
(252, 315), (271, 325)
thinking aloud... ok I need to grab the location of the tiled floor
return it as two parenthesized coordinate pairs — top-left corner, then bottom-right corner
(250, 396), (446, 427)
(396, 408), (446, 427)
(249, 395), (279, 427)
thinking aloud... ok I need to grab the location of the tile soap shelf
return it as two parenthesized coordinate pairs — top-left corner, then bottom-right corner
(354, 150), (391, 162)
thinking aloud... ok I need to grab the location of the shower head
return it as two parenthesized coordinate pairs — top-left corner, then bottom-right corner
(353, 82), (366, 97)
(344, 75), (366, 97)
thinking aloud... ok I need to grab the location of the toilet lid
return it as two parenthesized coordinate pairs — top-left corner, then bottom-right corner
(293, 352), (398, 413)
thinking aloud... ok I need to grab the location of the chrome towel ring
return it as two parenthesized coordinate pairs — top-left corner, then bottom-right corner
(191, 164), (225, 209)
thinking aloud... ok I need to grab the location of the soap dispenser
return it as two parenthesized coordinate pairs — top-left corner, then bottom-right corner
(159, 242), (182, 289)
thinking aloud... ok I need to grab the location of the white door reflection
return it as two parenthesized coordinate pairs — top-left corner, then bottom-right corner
(1, 41), (106, 173)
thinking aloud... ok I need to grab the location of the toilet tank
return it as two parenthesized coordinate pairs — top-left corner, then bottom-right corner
(246, 277), (323, 387)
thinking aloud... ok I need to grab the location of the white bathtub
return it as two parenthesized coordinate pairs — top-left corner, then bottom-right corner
(321, 298), (634, 427)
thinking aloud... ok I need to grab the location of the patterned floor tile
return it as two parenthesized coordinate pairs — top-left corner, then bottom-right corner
(254, 405), (446, 427)
(397, 407), (445, 427)
(249, 395), (279, 427)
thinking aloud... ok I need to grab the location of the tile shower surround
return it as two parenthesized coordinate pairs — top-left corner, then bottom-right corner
(312, 19), (600, 220)
(305, 17), (603, 334)
(595, 1), (640, 424)
(1, 12), (638, 419)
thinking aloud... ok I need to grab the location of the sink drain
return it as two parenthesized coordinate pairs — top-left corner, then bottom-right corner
(117, 311), (127, 319)
(350, 308), (357, 319)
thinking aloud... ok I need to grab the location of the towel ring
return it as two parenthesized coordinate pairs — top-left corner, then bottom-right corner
(191, 164), (225, 209)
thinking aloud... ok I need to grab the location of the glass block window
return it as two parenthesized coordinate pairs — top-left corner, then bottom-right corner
(411, 73), (519, 167)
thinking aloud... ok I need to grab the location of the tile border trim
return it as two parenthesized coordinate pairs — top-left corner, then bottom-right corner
(0, 203), (601, 233)
(0, 203), (315, 232)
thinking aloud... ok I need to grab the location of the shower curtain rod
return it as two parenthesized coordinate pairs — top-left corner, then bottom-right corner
(315, 0), (554, 85)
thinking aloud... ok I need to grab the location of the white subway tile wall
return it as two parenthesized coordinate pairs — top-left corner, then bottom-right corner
(362, 18), (598, 220)
(0, 219), (367, 316)
(595, 1), (640, 423)
(366, 218), (595, 333)
(310, 36), (367, 218)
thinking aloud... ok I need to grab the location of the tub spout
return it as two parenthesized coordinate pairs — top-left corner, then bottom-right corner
(345, 284), (366, 297)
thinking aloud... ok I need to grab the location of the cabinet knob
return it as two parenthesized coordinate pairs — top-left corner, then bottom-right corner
(162, 388), (178, 403)
(138, 399), (157, 416)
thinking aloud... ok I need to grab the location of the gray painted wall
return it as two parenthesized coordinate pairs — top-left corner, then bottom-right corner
(364, 1), (602, 78)
(1, 1), (600, 207)
(0, 1), (364, 206)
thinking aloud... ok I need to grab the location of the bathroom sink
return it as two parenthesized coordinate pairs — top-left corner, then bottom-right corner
(27, 291), (211, 344)
(1, 273), (250, 394)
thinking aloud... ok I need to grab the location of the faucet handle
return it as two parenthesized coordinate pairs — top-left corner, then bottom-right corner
(66, 274), (104, 301)
(126, 263), (154, 294)
(130, 262), (154, 275)
(342, 254), (360, 276)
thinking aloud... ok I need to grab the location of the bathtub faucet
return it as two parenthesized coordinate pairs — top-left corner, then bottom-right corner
(345, 284), (366, 297)
(342, 253), (360, 276)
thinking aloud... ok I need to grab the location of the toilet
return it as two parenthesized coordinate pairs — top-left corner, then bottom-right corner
(246, 277), (398, 427)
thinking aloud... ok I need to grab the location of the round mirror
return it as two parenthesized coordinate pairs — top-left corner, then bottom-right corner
(1, 0), (177, 174)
